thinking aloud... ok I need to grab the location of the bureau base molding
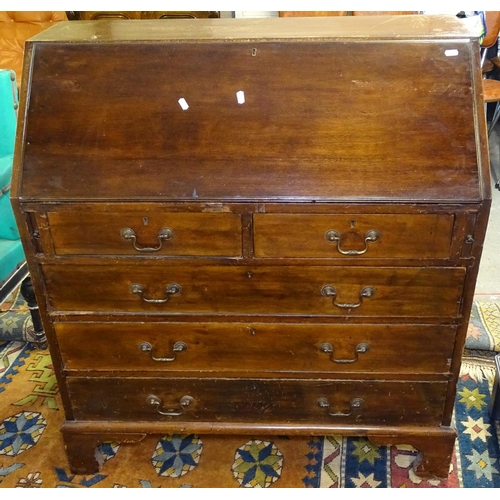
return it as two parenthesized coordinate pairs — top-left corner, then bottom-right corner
(61, 420), (456, 479)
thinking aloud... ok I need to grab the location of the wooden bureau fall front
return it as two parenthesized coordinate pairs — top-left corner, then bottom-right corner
(11, 15), (491, 478)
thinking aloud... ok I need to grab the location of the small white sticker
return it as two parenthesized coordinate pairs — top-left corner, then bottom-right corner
(445, 49), (459, 57)
(178, 98), (189, 110)
(236, 90), (245, 104)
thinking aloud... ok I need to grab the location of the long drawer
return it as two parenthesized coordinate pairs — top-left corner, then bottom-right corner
(254, 213), (455, 259)
(43, 264), (466, 317)
(67, 377), (448, 425)
(47, 211), (242, 256)
(56, 322), (455, 376)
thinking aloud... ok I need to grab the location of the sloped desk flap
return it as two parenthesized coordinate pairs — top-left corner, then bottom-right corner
(15, 17), (487, 202)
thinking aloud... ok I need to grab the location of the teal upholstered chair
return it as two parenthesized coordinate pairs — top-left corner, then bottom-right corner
(0, 69), (24, 292)
(0, 69), (45, 346)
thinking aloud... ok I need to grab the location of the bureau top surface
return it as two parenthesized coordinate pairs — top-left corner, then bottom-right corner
(14, 16), (490, 203)
(29, 15), (478, 42)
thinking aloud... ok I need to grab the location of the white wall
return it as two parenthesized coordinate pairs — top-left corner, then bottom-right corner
(233, 11), (279, 18)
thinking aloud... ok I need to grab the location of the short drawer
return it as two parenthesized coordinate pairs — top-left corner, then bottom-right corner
(56, 322), (456, 376)
(47, 210), (242, 256)
(253, 213), (454, 259)
(67, 377), (448, 425)
(43, 264), (466, 318)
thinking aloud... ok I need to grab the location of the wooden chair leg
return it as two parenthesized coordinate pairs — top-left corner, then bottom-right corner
(20, 276), (47, 349)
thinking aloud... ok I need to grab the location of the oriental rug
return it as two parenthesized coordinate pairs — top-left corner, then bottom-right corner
(0, 341), (498, 488)
(0, 290), (499, 488)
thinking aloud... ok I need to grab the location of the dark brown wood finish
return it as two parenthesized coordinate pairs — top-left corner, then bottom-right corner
(42, 264), (466, 317)
(67, 377), (448, 424)
(11, 16), (491, 479)
(55, 322), (456, 376)
(21, 39), (479, 202)
(47, 211), (242, 256)
(254, 213), (455, 259)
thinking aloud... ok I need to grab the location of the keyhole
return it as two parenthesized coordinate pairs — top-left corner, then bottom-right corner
(143, 217), (148, 226)
(247, 271), (253, 279)
(252, 48), (257, 56)
(350, 220), (356, 228)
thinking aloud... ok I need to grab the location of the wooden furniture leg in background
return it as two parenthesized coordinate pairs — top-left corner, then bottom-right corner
(490, 354), (500, 420)
(20, 276), (46, 349)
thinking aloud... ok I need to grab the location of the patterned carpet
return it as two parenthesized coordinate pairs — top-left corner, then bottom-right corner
(466, 301), (500, 352)
(0, 293), (499, 487)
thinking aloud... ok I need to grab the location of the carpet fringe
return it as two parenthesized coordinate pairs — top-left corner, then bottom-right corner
(459, 358), (496, 383)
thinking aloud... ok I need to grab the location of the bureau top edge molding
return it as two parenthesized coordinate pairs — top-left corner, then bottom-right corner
(13, 196), (488, 204)
(29, 16), (478, 44)
(28, 37), (475, 46)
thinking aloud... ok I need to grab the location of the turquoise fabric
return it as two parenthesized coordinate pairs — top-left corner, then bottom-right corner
(0, 69), (23, 283)
(0, 154), (13, 191)
(0, 70), (17, 158)
(0, 187), (19, 240)
(0, 239), (24, 283)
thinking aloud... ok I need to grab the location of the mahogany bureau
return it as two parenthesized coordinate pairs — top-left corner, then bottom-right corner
(11, 15), (491, 478)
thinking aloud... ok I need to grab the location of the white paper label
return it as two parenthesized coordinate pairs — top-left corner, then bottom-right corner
(236, 90), (245, 104)
(178, 98), (189, 110)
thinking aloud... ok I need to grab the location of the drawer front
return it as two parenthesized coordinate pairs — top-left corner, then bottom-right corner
(254, 213), (455, 259)
(56, 322), (455, 376)
(43, 264), (465, 318)
(67, 377), (447, 425)
(47, 211), (242, 256)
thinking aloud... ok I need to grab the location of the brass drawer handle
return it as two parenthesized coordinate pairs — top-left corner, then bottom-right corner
(321, 285), (375, 309)
(139, 341), (188, 362)
(325, 229), (380, 255)
(146, 395), (194, 416)
(317, 397), (364, 417)
(130, 283), (181, 303)
(120, 227), (173, 252)
(319, 342), (369, 363)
